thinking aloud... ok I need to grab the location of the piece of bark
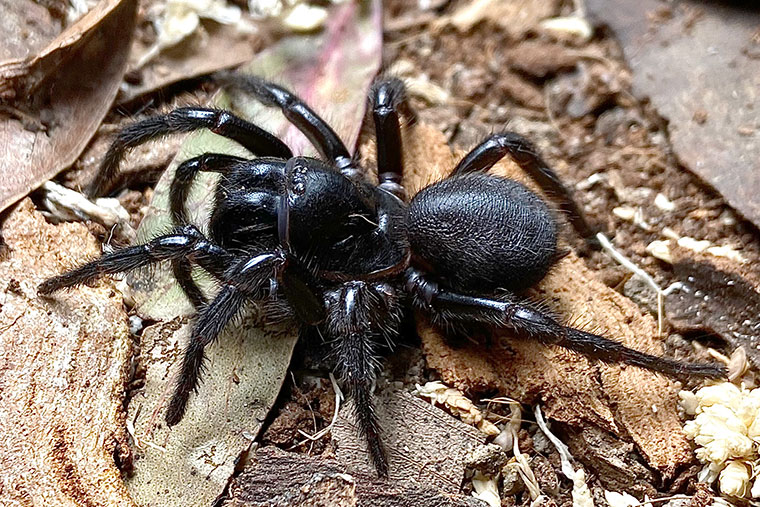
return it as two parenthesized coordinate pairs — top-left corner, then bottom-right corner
(402, 123), (694, 479)
(225, 446), (486, 507)
(0, 199), (133, 506)
(563, 425), (658, 497)
(225, 448), (358, 507)
(332, 390), (490, 489)
(0, 0), (138, 214)
(503, 41), (586, 79)
(227, 390), (490, 506)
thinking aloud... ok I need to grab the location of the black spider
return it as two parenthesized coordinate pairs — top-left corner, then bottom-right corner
(38, 73), (725, 477)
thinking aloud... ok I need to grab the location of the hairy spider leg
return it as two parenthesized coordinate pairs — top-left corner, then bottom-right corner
(38, 225), (234, 295)
(170, 154), (248, 308)
(171, 154), (248, 224)
(86, 107), (293, 197)
(405, 268), (726, 378)
(215, 72), (357, 177)
(324, 281), (403, 477)
(450, 133), (594, 239)
(370, 77), (409, 199)
(166, 252), (285, 425)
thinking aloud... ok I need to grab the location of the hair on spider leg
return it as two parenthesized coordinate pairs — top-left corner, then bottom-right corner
(40, 73), (726, 478)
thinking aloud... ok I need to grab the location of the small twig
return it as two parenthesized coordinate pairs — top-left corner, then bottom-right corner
(125, 412), (141, 450)
(534, 405), (575, 480)
(534, 405), (595, 507)
(126, 403), (167, 453)
(289, 373), (343, 449)
(596, 232), (667, 335)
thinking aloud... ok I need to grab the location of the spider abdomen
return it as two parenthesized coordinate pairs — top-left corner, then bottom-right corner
(406, 173), (558, 293)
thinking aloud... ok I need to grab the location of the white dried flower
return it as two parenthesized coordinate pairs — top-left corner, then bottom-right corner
(471, 472), (500, 507)
(572, 469), (594, 507)
(282, 3), (328, 31)
(695, 383), (742, 410)
(679, 390), (699, 415)
(681, 381), (760, 498)
(603, 490), (640, 507)
(679, 390), (700, 416)
(719, 460), (750, 497)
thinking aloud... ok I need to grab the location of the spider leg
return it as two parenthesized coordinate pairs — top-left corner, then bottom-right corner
(172, 258), (208, 309)
(215, 72), (356, 176)
(371, 78), (409, 199)
(171, 153), (247, 224)
(166, 251), (285, 425)
(38, 225), (233, 295)
(451, 133), (594, 239)
(325, 281), (402, 477)
(336, 330), (385, 475)
(169, 154), (250, 307)
(405, 268), (726, 378)
(87, 107), (292, 197)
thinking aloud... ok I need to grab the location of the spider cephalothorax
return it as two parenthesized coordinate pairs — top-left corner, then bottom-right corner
(39, 72), (724, 476)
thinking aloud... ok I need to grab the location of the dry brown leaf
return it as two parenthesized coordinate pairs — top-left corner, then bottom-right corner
(118, 4), (265, 104)
(124, 317), (299, 506)
(666, 258), (760, 370)
(402, 123), (693, 478)
(0, 0), (138, 214)
(0, 199), (133, 506)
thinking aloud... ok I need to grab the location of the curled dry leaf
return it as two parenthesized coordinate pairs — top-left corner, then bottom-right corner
(123, 1), (382, 504)
(0, 0), (138, 214)
(0, 200), (133, 506)
(402, 123), (694, 479)
(665, 259), (760, 371)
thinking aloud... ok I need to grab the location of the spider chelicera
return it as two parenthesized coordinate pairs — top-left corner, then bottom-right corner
(39, 72), (724, 476)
